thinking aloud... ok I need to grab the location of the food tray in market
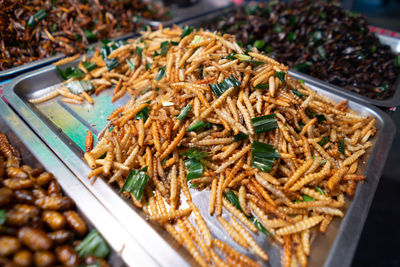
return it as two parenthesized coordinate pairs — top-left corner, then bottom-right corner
(0, 98), (159, 267)
(140, 0), (233, 28)
(0, 33), (137, 82)
(3, 57), (396, 266)
(178, 5), (400, 108)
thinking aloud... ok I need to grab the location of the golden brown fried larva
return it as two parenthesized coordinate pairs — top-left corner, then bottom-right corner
(33, 250), (56, 267)
(6, 167), (28, 179)
(36, 172), (54, 187)
(3, 178), (34, 190)
(13, 250), (32, 267)
(18, 227), (53, 251)
(55, 245), (80, 266)
(0, 187), (13, 206)
(42, 211), (66, 231)
(35, 196), (74, 211)
(47, 230), (73, 245)
(0, 236), (21, 256)
(63, 211), (87, 236)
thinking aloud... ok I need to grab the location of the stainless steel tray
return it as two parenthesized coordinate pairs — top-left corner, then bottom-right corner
(0, 99), (159, 267)
(3, 59), (395, 266)
(140, 0), (233, 27)
(179, 8), (400, 108)
(0, 33), (137, 82)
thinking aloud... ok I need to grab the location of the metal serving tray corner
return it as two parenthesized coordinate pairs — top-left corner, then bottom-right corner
(0, 33), (138, 82)
(179, 7), (400, 108)
(3, 61), (396, 266)
(0, 99), (161, 267)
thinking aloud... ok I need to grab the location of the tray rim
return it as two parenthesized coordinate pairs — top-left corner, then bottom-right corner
(0, 98), (161, 267)
(3, 62), (396, 267)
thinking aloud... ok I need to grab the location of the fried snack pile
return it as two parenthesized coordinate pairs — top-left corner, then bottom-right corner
(0, 0), (169, 71)
(79, 26), (375, 267)
(0, 132), (110, 267)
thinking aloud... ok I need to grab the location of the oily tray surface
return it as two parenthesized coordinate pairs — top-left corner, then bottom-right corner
(3, 27), (396, 267)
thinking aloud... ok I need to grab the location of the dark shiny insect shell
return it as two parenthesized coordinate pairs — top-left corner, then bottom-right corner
(64, 210), (87, 235)
(42, 211), (66, 231)
(55, 245), (80, 266)
(36, 172), (53, 187)
(0, 187), (13, 206)
(47, 180), (62, 196)
(35, 196), (74, 211)
(48, 230), (74, 245)
(3, 178), (34, 189)
(13, 250), (33, 267)
(33, 251), (56, 267)
(18, 227), (53, 251)
(13, 189), (35, 204)
(0, 236), (21, 256)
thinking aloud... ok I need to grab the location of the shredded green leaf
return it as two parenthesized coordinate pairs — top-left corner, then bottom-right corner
(254, 83), (269, 90)
(154, 41), (170, 56)
(65, 80), (94, 94)
(27, 9), (47, 27)
(105, 58), (119, 71)
(126, 59), (136, 70)
(181, 26), (194, 39)
(251, 114), (278, 134)
(56, 66), (84, 80)
(338, 138), (345, 155)
(251, 141), (280, 172)
(121, 168), (149, 201)
(224, 190), (242, 211)
(155, 65), (166, 81)
(209, 74), (241, 97)
(302, 195), (315, 202)
(82, 61), (97, 72)
(292, 89), (303, 98)
(136, 47), (143, 58)
(234, 54), (264, 65)
(0, 209), (6, 225)
(320, 159), (327, 165)
(190, 183), (199, 188)
(274, 71), (286, 82)
(250, 217), (269, 235)
(75, 229), (110, 259)
(136, 106), (150, 122)
(184, 159), (203, 180)
(180, 148), (209, 160)
(186, 120), (210, 132)
(253, 40), (265, 50)
(318, 136), (329, 146)
(315, 186), (325, 195)
(233, 132), (249, 142)
(191, 35), (204, 45)
(177, 104), (192, 121)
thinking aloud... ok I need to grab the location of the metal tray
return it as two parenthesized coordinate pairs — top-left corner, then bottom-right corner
(140, 0), (233, 27)
(0, 99), (159, 267)
(178, 8), (400, 108)
(3, 58), (396, 266)
(0, 33), (137, 82)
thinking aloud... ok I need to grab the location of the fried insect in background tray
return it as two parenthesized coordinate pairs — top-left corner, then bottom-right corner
(206, 0), (400, 100)
(0, 0), (170, 71)
(0, 132), (111, 267)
